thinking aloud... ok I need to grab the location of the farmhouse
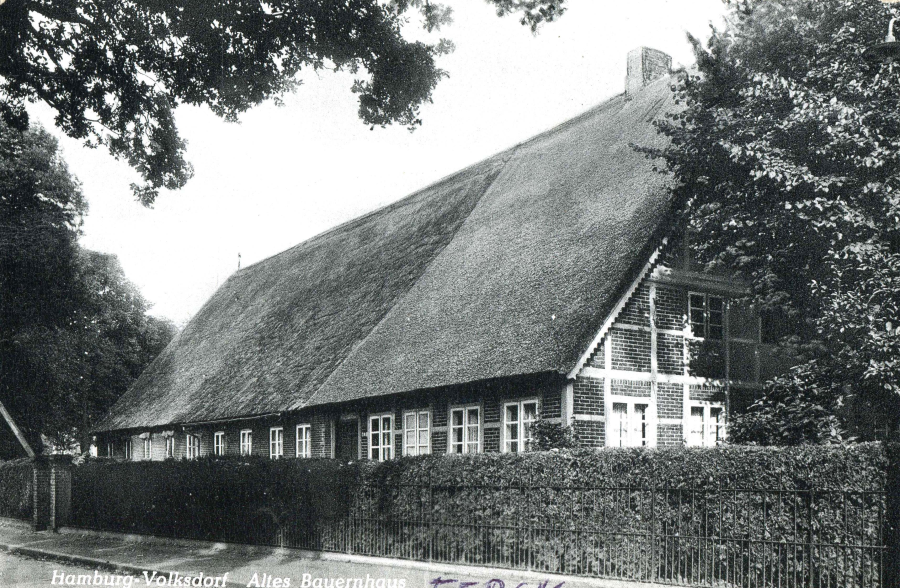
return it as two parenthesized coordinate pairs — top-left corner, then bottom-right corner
(93, 48), (791, 461)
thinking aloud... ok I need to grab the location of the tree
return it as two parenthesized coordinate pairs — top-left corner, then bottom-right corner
(0, 0), (565, 205)
(651, 0), (900, 443)
(0, 120), (176, 457)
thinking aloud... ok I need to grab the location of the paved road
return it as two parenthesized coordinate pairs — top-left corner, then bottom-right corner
(0, 551), (108, 587)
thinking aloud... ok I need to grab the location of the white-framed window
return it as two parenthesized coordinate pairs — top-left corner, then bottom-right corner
(165, 437), (175, 459)
(270, 427), (284, 459)
(213, 431), (225, 456)
(687, 403), (726, 447)
(240, 430), (253, 456)
(503, 399), (538, 453)
(143, 437), (152, 460)
(608, 400), (652, 447)
(186, 434), (200, 459)
(124, 439), (132, 460)
(449, 406), (480, 454)
(368, 414), (394, 462)
(403, 410), (431, 456)
(296, 424), (311, 458)
(689, 292), (725, 340)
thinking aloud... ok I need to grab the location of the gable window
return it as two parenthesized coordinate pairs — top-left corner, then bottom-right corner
(608, 400), (651, 447)
(165, 437), (175, 459)
(213, 432), (225, 456)
(503, 400), (538, 453)
(403, 410), (431, 456)
(689, 293), (725, 340)
(296, 424), (311, 458)
(240, 430), (253, 456)
(369, 414), (393, 461)
(186, 434), (200, 459)
(687, 404), (725, 447)
(124, 439), (132, 461)
(143, 437), (152, 460)
(270, 427), (284, 459)
(450, 406), (480, 454)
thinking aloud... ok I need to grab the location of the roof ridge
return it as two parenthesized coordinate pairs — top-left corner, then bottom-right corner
(295, 150), (517, 411)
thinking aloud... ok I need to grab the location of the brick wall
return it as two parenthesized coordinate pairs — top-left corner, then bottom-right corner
(610, 379), (651, 397)
(658, 424), (683, 447)
(611, 328), (651, 372)
(658, 333), (683, 375)
(311, 413), (330, 458)
(617, 283), (651, 326)
(655, 286), (684, 331)
(690, 384), (726, 403)
(573, 377), (604, 415)
(658, 383), (682, 419)
(574, 421), (604, 448)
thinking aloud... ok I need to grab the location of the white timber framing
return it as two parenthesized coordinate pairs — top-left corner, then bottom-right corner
(567, 237), (769, 447)
(567, 239), (667, 379)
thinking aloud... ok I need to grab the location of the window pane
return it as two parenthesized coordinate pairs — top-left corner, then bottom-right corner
(506, 424), (519, 450)
(523, 402), (538, 422)
(634, 404), (648, 447)
(418, 430), (429, 447)
(382, 416), (392, 432)
(611, 403), (627, 447)
(406, 414), (416, 430)
(406, 431), (415, 446)
(467, 408), (479, 426)
(371, 447), (379, 461)
(370, 418), (379, 433)
(711, 407), (724, 443)
(506, 404), (518, 424)
(689, 407), (705, 446)
(708, 296), (724, 313)
(452, 409), (463, 427)
(418, 413), (429, 429)
(467, 424), (479, 443)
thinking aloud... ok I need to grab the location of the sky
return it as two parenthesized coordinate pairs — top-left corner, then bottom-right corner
(29, 0), (728, 326)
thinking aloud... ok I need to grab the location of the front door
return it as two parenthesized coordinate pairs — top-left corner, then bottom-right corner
(334, 417), (359, 461)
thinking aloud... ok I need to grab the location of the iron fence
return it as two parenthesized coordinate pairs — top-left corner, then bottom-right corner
(277, 483), (885, 588)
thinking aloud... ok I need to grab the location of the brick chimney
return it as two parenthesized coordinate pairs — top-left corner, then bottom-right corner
(625, 47), (672, 95)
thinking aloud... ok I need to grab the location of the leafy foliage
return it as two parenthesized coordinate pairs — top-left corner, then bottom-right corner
(0, 458), (33, 520)
(527, 418), (577, 450)
(650, 0), (900, 442)
(70, 445), (887, 583)
(0, 0), (566, 205)
(0, 121), (176, 457)
(728, 363), (847, 445)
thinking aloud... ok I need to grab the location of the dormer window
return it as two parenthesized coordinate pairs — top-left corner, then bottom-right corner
(689, 293), (724, 340)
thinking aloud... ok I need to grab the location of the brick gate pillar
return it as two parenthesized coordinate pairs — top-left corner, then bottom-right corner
(31, 455), (73, 532)
(31, 457), (50, 531)
(49, 455), (73, 530)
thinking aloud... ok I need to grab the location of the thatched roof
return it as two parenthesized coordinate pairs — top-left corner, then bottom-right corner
(95, 75), (676, 432)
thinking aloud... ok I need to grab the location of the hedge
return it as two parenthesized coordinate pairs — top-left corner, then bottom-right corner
(70, 445), (889, 586)
(0, 458), (33, 520)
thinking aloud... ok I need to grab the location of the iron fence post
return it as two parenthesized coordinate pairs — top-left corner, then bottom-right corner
(808, 489), (814, 588)
(650, 485), (657, 582)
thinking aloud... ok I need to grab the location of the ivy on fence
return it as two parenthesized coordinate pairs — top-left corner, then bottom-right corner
(0, 458), (33, 520)
(69, 444), (890, 588)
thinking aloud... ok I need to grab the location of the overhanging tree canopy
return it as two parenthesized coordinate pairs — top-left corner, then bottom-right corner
(0, 0), (565, 205)
(653, 0), (900, 443)
(0, 120), (176, 457)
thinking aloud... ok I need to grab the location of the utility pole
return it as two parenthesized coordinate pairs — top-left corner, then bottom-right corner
(0, 399), (35, 458)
